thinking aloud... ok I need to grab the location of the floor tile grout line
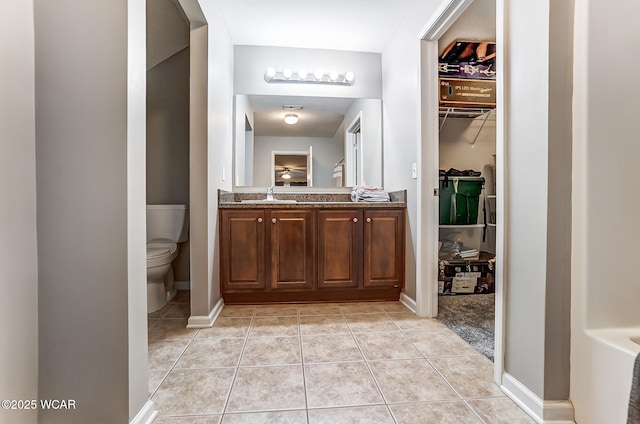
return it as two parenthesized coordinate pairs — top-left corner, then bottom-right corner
(219, 310), (254, 418)
(344, 310), (400, 424)
(296, 311), (312, 424)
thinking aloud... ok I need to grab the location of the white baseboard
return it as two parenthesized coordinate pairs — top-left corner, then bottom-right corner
(399, 292), (417, 314)
(174, 280), (190, 290)
(186, 297), (224, 328)
(130, 400), (157, 424)
(501, 373), (575, 423)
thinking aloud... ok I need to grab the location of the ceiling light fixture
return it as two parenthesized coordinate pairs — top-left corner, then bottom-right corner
(281, 168), (292, 179)
(264, 67), (355, 86)
(284, 114), (298, 125)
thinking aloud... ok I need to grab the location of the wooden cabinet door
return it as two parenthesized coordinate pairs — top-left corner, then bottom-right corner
(363, 210), (404, 288)
(269, 210), (315, 290)
(220, 210), (266, 291)
(317, 210), (361, 289)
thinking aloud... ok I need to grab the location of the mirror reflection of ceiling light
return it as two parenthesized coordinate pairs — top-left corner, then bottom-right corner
(264, 67), (355, 85)
(284, 114), (298, 125)
(281, 168), (292, 179)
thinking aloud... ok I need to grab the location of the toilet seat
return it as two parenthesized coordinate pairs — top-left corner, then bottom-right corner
(146, 242), (178, 267)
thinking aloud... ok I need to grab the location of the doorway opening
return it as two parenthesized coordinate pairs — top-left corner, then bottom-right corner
(416, 0), (505, 385)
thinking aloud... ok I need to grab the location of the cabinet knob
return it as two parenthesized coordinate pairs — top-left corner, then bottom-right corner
(366, 217), (372, 223)
(353, 218), (358, 223)
(272, 218), (277, 224)
(257, 217), (263, 223)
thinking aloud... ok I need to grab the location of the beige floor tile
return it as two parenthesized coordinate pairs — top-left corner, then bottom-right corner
(429, 355), (504, 398)
(155, 417), (221, 424)
(249, 316), (299, 337)
(148, 340), (190, 370)
(387, 313), (447, 332)
(308, 405), (395, 423)
(240, 336), (301, 366)
(304, 362), (384, 408)
(467, 397), (537, 423)
(175, 338), (244, 369)
(390, 401), (482, 424)
(149, 319), (198, 341)
(219, 306), (256, 318)
(225, 365), (306, 413)
(163, 303), (191, 319)
(197, 317), (252, 339)
(354, 332), (422, 360)
(254, 304), (299, 317)
(405, 329), (480, 357)
(149, 303), (173, 319)
(221, 410), (307, 424)
(173, 290), (191, 303)
(299, 315), (350, 335)
(301, 334), (363, 363)
(339, 303), (385, 315)
(297, 303), (343, 316)
(378, 302), (412, 314)
(149, 370), (169, 395)
(152, 369), (235, 416)
(368, 359), (458, 403)
(345, 314), (399, 333)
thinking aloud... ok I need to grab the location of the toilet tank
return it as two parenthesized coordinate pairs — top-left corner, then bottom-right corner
(146, 204), (189, 243)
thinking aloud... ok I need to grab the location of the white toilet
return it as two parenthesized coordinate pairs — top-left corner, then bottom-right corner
(146, 204), (189, 313)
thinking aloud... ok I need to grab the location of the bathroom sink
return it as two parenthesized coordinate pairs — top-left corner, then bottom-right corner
(240, 199), (298, 204)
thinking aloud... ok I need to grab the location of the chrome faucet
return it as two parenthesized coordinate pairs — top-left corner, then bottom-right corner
(266, 186), (274, 201)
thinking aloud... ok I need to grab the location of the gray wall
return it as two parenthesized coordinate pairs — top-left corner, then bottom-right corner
(234, 45), (382, 99)
(0, 1), (39, 423)
(253, 136), (343, 187)
(504, 0), (573, 400)
(34, 0), (148, 422)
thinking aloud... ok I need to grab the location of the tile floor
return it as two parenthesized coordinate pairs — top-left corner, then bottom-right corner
(148, 291), (535, 424)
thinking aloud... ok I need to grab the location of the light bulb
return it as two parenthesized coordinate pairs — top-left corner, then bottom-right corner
(345, 71), (355, 83)
(329, 70), (339, 81)
(266, 67), (276, 79)
(282, 172), (291, 179)
(314, 69), (324, 81)
(283, 68), (293, 79)
(284, 114), (298, 125)
(298, 68), (308, 80)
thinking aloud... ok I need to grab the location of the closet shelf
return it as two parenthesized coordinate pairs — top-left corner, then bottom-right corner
(439, 106), (496, 145)
(439, 224), (485, 229)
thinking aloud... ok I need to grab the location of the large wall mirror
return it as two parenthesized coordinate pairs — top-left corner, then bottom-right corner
(234, 94), (382, 188)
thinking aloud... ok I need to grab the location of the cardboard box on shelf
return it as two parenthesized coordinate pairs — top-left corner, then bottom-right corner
(439, 78), (496, 108)
(439, 40), (496, 80)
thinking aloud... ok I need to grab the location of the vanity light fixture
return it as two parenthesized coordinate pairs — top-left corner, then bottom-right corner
(264, 67), (355, 85)
(284, 114), (298, 125)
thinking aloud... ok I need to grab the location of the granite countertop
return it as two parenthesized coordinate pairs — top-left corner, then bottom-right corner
(218, 189), (406, 209)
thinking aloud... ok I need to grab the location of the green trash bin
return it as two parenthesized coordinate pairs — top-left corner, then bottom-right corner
(439, 176), (484, 225)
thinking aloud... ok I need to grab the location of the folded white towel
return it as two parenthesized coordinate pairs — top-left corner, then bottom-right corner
(351, 186), (390, 202)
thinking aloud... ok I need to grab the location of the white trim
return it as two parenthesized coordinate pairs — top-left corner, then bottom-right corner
(129, 400), (157, 424)
(502, 373), (575, 424)
(418, 0), (475, 41)
(174, 280), (190, 290)
(414, 0), (475, 318)
(493, 0), (507, 387)
(399, 292), (417, 314)
(187, 297), (224, 328)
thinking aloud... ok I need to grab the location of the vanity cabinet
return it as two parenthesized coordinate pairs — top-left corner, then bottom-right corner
(220, 210), (266, 291)
(362, 210), (405, 288)
(220, 206), (405, 303)
(317, 210), (360, 289)
(269, 210), (315, 290)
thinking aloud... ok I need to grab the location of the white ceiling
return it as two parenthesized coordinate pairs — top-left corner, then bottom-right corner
(248, 95), (354, 138)
(217, 0), (417, 53)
